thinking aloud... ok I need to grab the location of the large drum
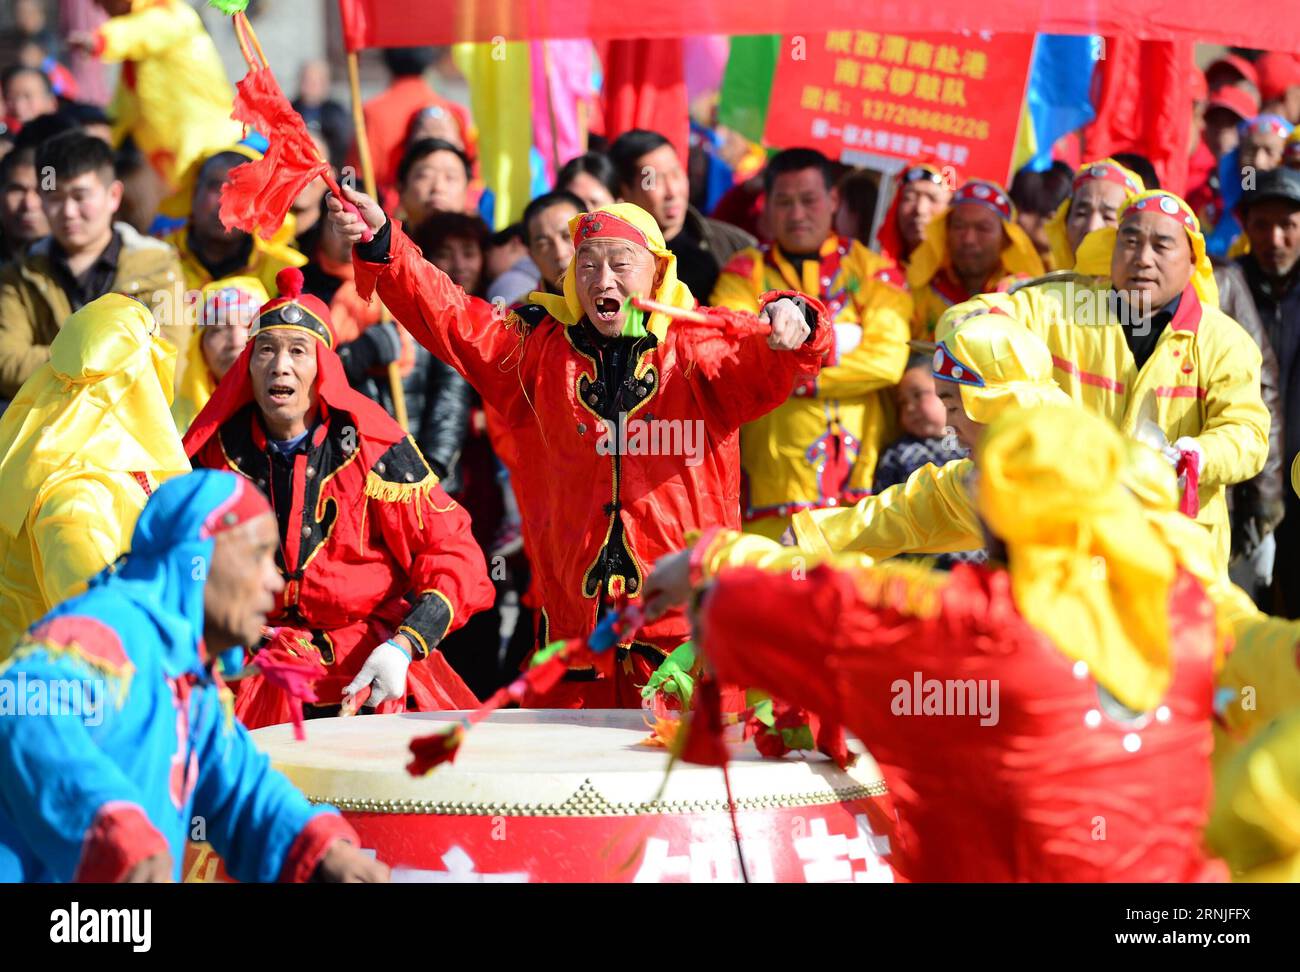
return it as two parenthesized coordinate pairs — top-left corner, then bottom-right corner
(186, 709), (896, 883)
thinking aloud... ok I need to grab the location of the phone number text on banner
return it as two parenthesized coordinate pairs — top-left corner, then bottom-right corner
(764, 31), (1035, 182)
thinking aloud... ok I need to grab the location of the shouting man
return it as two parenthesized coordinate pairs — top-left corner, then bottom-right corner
(328, 188), (829, 707)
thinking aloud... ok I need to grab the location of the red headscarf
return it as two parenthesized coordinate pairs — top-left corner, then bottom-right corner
(182, 268), (405, 468)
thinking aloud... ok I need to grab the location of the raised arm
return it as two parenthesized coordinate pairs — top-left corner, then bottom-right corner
(93, 2), (202, 63)
(332, 188), (526, 414)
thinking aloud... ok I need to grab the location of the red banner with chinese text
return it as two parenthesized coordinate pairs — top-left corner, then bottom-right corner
(763, 32), (1036, 184)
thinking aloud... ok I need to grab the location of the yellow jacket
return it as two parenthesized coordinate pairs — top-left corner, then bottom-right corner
(165, 225), (306, 297)
(956, 282), (1269, 566)
(1207, 706), (1300, 881)
(792, 457), (980, 556)
(0, 295), (190, 655)
(96, 0), (243, 192)
(710, 236), (912, 538)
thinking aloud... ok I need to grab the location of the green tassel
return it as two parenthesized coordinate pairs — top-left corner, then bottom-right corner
(529, 639), (569, 669)
(641, 640), (698, 708)
(620, 300), (648, 338)
(207, 0), (250, 14)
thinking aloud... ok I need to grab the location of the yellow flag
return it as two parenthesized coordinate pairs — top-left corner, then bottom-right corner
(453, 42), (533, 230)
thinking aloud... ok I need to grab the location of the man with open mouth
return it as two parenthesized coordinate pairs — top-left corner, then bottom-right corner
(329, 188), (830, 708)
(183, 267), (495, 727)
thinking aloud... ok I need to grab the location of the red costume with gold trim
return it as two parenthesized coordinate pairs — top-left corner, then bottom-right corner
(352, 205), (830, 705)
(184, 270), (493, 726)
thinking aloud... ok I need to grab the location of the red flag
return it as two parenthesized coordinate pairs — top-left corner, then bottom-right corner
(1084, 38), (1195, 197)
(601, 39), (689, 168)
(220, 67), (328, 240)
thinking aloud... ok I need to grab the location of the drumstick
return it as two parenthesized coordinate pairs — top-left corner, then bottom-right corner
(630, 296), (775, 334)
(629, 295), (712, 324)
(340, 685), (371, 717)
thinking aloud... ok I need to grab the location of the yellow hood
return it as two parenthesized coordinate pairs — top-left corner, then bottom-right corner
(1075, 189), (1220, 307)
(1044, 158), (1146, 270)
(0, 294), (191, 535)
(529, 202), (695, 340)
(172, 275), (268, 433)
(977, 405), (1179, 712)
(931, 309), (1073, 424)
(906, 205), (1045, 293)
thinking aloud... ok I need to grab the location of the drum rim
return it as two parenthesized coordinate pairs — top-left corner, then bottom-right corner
(297, 775), (889, 816)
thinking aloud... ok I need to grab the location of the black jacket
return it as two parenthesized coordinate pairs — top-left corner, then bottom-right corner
(337, 329), (472, 491)
(1215, 259), (1286, 553)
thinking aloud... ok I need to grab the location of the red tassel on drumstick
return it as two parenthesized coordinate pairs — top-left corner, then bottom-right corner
(208, 4), (371, 243)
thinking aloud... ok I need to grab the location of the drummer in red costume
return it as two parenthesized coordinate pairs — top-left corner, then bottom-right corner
(652, 406), (1227, 882)
(327, 187), (830, 707)
(184, 267), (493, 727)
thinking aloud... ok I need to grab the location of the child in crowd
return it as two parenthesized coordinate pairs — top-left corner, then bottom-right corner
(873, 352), (985, 567)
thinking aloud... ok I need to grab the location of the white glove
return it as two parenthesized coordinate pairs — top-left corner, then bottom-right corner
(1172, 436), (1204, 467)
(343, 640), (411, 708)
(1172, 436), (1203, 496)
(1249, 530), (1277, 588)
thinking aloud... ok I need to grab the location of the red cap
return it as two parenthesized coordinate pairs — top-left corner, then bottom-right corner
(1207, 83), (1261, 122)
(1206, 54), (1260, 90)
(572, 211), (651, 251)
(1255, 52), (1300, 103)
(251, 267), (336, 349)
(952, 179), (1013, 223)
(200, 475), (273, 539)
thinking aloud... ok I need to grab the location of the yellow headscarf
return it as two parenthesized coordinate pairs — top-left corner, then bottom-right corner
(1044, 158), (1146, 271)
(977, 405), (1179, 711)
(529, 202), (695, 340)
(1075, 188), (1220, 306)
(931, 309), (1073, 423)
(0, 294), (191, 536)
(172, 276), (269, 434)
(905, 180), (1045, 292)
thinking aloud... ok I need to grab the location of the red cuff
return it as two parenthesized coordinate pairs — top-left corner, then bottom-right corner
(74, 801), (170, 883)
(757, 290), (833, 359)
(279, 813), (360, 883)
(92, 31), (106, 59)
(688, 526), (725, 589)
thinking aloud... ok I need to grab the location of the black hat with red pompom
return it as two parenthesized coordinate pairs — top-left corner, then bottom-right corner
(251, 267), (336, 349)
